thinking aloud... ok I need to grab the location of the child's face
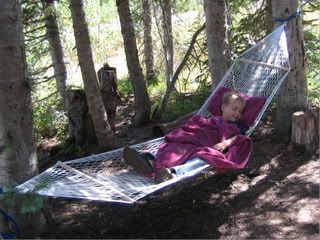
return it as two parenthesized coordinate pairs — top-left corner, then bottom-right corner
(221, 99), (245, 122)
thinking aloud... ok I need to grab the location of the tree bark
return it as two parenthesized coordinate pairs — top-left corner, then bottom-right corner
(69, 0), (115, 148)
(67, 90), (97, 145)
(42, 0), (73, 136)
(265, 0), (274, 33)
(97, 64), (119, 131)
(43, 0), (69, 110)
(142, 0), (155, 83)
(0, 0), (45, 237)
(272, 0), (308, 136)
(290, 111), (319, 154)
(160, 0), (174, 87)
(204, 0), (230, 88)
(116, 0), (151, 126)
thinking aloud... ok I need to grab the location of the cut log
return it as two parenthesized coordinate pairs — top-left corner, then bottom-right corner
(290, 111), (319, 154)
(152, 111), (196, 137)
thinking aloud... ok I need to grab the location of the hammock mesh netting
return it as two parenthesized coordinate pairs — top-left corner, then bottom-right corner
(17, 25), (291, 204)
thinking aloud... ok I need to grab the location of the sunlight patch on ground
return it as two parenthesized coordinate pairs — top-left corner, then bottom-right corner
(218, 159), (320, 239)
(297, 203), (317, 224)
(39, 137), (61, 148)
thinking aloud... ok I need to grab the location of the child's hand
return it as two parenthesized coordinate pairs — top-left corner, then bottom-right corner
(213, 141), (229, 152)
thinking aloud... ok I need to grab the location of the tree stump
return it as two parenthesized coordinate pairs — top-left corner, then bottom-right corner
(97, 63), (120, 131)
(290, 111), (319, 154)
(66, 90), (97, 146)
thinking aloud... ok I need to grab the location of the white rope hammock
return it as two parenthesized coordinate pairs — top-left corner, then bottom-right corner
(17, 24), (291, 204)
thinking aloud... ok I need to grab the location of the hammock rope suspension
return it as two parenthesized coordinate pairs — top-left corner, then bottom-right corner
(16, 24), (291, 204)
(272, 10), (301, 23)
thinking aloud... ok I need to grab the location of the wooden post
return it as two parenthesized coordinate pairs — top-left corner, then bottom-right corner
(290, 111), (319, 154)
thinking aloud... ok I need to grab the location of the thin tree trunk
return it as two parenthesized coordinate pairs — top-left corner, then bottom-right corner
(116, 0), (151, 126)
(42, 0), (72, 128)
(142, 0), (155, 83)
(153, 24), (206, 119)
(272, 0), (308, 136)
(0, 0), (45, 237)
(69, 0), (115, 148)
(204, 0), (230, 88)
(160, 0), (173, 87)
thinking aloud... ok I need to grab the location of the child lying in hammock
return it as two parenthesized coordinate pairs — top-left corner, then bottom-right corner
(123, 91), (253, 183)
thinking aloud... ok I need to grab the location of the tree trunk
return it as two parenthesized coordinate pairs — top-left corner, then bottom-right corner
(142, 0), (155, 83)
(160, 0), (174, 87)
(42, 0), (74, 137)
(97, 64), (119, 131)
(272, 0), (308, 136)
(290, 111), (319, 154)
(204, 0), (230, 88)
(265, 0), (273, 33)
(43, 0), (69, 110)
(0, 0), (46, 237)
(69, 0), (115, 148)
(116, 0), (151, 126)
(153, 24), (206, 119)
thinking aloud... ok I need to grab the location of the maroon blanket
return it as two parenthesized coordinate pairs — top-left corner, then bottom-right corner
(154, 115), (253, 171)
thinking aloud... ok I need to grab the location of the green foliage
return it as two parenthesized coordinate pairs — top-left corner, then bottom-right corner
(303, 3), (320, 105)
(21, 0), (320, 143)
(162, 91), (210, 122)
(56, 0), (122, 65)
(33, 87), (68, 141)
(118, 77), (134, 97)
(308, 79), (320, 105)
(1, 184), (48, 215)
(118, 70), (167, 99)
(172, 0), (199, 13)
(305, 27), (320, 105)
(228, 0), (273, 57)
(148, 75), (167, 97)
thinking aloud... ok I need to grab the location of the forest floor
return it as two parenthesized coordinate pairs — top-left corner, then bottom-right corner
(39, 96), (319, 239)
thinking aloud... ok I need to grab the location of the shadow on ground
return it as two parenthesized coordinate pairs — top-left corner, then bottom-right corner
(41, 133), (319, 239)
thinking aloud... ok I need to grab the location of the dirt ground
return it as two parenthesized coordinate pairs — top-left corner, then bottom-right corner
(39, 98), (320, 239)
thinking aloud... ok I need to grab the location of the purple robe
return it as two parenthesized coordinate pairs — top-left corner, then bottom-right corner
(154, 115), (253, 171)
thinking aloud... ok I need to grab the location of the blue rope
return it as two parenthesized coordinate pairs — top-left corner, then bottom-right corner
(272, 11), (301, 23)
(0, 187), (20, 239)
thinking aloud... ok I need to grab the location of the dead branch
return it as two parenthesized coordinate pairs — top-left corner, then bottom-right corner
(153, 23), (206, 119)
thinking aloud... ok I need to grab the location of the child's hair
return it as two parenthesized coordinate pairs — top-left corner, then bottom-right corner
(222, 91), (246, 107)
